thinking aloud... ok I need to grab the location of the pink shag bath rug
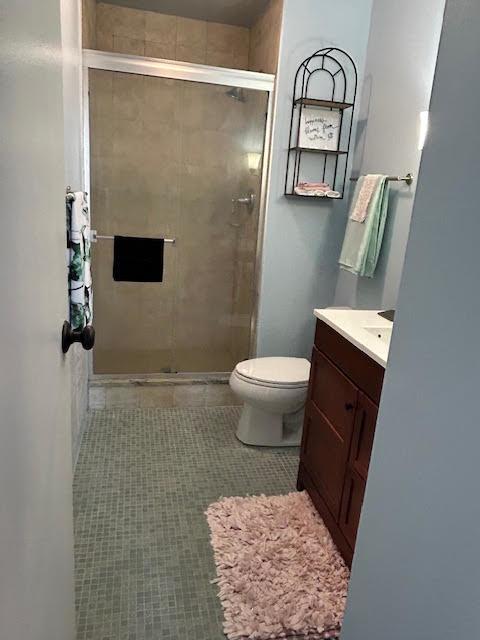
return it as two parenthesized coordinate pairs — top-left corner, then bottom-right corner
(205, 491), (350, 640)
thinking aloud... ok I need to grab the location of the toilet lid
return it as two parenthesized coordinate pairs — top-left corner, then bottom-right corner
(235, 357), (310, 386)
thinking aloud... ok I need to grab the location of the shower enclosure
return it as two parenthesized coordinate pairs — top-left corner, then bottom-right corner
(85, 52), (273, 374)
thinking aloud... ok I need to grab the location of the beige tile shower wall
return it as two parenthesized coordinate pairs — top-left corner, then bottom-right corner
(82, 0), (96, 48)
(228, 0), (282, 365)
(90, 70), (178, 374)
(249, 0), (283, 74)
(89, 70), (266, 374)
(95, 2), (250, 70)
(230, 91), (267, 365)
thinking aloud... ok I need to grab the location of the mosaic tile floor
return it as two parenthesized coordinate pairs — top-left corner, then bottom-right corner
(74, 407), (299, 640)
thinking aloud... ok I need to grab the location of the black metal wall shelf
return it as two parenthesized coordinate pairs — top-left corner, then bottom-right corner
(285, 48), (358, 201)
(289, 147), (348, 155)
(294, 97), (354, 110)
(285, 193), (340, 200)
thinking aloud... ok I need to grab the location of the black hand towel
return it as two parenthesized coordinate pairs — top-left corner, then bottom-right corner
(113, 235), (164, 282)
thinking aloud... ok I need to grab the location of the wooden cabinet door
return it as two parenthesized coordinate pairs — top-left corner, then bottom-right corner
(339, 470), (366, 549)
(309, 347), (358, 440)
(339, 392), (378, 548)
(349, 392), (378, 479)
(302, 401), (351, 520)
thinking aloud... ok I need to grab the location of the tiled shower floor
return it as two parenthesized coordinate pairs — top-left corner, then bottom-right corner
(74, 407), (299, 640)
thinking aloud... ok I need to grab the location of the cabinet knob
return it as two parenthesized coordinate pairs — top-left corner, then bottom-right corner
(345, 402), (355, 411)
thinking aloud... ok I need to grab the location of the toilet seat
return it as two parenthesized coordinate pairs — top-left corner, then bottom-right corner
(234, 357), (310, 389)
(233, 370), (309, 390)
(230, 357), (311, 447)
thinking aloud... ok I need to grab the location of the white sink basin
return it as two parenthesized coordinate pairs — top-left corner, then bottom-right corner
(363, 326), (393, 345)
(313, 309), (393, 367)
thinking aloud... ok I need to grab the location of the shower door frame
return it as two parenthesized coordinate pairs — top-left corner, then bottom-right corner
(82, 49), (275, 375)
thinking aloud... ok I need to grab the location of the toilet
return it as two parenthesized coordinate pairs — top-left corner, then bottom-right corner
(229, 357), (311, 447)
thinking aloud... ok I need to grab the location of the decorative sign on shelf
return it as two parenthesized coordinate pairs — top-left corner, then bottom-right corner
(299, 107), (341, 151)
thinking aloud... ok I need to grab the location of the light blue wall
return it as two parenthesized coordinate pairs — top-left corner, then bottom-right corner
(342, 1), (480, 637)
(255, 0), (373, 358)
(334, 0), (445, 310)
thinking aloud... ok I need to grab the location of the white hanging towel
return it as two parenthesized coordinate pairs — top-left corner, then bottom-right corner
(67, 192), (93, 330)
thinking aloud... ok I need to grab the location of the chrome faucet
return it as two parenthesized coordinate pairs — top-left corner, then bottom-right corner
(232, 192), (255, 214)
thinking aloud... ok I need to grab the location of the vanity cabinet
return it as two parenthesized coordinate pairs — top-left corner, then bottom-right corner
(297, 319), (384, 566)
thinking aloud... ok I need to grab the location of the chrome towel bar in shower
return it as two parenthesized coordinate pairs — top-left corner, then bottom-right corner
(90, 231), (176, 244)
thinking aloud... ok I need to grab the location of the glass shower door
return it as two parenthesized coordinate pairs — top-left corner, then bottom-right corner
(89, 69), (268, 374)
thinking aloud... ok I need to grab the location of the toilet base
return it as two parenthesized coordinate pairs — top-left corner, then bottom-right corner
(236, 404), (304, 447)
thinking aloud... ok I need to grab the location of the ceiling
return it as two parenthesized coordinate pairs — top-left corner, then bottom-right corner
(100, 0), (270, 27)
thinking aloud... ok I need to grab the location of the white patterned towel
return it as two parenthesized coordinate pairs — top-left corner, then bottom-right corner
(67, 192), (93, 330)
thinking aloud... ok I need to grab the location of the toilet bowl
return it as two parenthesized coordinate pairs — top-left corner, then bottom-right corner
(229, 357), (311, 447)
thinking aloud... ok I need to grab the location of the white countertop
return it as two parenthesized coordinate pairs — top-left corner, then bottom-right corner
(314, 308), (393, 368)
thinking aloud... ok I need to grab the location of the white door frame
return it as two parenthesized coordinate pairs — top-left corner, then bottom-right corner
(82, 50), (275, 373)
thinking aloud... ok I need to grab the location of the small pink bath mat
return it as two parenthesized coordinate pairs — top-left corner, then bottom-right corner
(205, 491), (350, 640)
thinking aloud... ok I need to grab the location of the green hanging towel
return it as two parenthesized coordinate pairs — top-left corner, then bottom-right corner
(339, 175), (390, 278)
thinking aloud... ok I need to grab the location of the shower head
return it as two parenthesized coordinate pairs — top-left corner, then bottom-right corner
(225, 87), (246, 102)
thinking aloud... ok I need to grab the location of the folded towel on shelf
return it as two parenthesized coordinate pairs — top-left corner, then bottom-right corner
(294, 181), (330, 197)
(298, 182), (330, 189)
(339, 175), (390, 277)
(66, 191), (93, 329)
(113, 236), (164, 282)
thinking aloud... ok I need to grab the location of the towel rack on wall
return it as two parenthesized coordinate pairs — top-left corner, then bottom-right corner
(90, 232), (176, 244)
(350, 173), (414, 186)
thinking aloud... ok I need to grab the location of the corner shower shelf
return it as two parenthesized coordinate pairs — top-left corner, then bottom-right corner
(285, 47), (358, 201)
